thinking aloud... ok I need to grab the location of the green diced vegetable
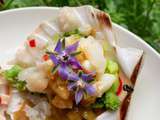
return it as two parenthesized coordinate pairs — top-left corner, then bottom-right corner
(4, 65), (22, 80)
(104, 92), (120, 111)
(13, 80), (26, 91)
(105, 60), (119, 74)
(108, 76), (119, 93)
(4, 65), (26, 91)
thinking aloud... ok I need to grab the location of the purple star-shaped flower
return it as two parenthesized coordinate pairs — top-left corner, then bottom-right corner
(68, 71), (96, 105)
(49, 39), (82, 80)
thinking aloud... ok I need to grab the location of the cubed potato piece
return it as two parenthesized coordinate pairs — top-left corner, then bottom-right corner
(52, 96), (73, 109)
(67, 111), (82, 120)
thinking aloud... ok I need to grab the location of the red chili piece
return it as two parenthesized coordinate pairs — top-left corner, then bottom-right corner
(43, 54), (49, 61)
(0, 97), (1, 105)
(116, 77), (123, 96)
(28, 39), (36, 48)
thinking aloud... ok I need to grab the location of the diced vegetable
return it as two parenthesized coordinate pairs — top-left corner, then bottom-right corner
(104, 92), (120, 111)
(4, 65), (26, 91)
(4, 65), (22, 81)
(67, 111), (82, 120)
(28, 39), (36, 48)
(116, 78), (123, 96)
(52, 95), (73, 109)
(105, 60), (119, 74)
(13, 80), (26, 91)
(92, 92), (120, 111)
(42, 54), (49, 61)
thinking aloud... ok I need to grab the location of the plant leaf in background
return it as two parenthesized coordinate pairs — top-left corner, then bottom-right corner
(0, 0), (160, 52)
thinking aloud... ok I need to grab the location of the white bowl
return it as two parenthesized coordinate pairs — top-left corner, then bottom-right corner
(0, 7), (160, 120)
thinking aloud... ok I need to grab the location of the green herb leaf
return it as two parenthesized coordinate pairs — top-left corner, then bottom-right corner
(51, 64), (59, 74)
(70, 51), (81, 57)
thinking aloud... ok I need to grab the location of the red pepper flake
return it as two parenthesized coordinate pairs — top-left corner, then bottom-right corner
(0, 97), (1, 105)
(43, 54), (49, 61)
(28, 39), (36, 48)
(116, 77), (123, 96)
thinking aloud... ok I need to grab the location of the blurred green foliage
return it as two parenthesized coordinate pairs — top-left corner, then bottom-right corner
(0, 0), (160, 52)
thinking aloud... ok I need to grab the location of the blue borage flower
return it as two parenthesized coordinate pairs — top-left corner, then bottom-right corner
(48, 39), (82, 80)
(68, 71), (96, 104)
(48, 39), (96, 104)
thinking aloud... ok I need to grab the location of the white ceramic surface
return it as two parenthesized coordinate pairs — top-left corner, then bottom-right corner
(0, 7), (160, 120)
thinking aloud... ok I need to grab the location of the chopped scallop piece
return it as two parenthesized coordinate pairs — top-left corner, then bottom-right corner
(82, 60), (94, 72)
(25, 101), (51, 120)
(14, 47), (35, 67)
(78, 24), (92, 36)
(23, 92), (47, 105)
(26, 34), (48, 60)
(116, 46), (143, 80)
(33, 26), (53, 42)
(18, 67), (49, 92)
(40, 21), (60, 37)
(36, 60), (53, 72)
(93, 74), (116, 97)
(7, 90), (24, 115)
(26, 34), (48, 50)
(0, 94), (10, 105)
(79, 36), (106, 76)
(52, 95), (73, 109)
(58, 7), (82, 32)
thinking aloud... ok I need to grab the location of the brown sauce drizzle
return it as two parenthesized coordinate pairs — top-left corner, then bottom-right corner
(120, 93), (131, 120)
(131, 56), (143, 85)
(120, 56), (143, 120)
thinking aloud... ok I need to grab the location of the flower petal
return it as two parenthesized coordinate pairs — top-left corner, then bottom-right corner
(81, 73), (94, 81)
(68, 73), (79, 81)
(65, 41), (79, 54)
(75, 89), (83, 105)
(68, 82), (77, 91)
(68, 57), (82, 70)
(58, 63), (69, 80)
(50, 54), (58, 65)
(85, 84), (96, 95)
(54, 40), (62, 53)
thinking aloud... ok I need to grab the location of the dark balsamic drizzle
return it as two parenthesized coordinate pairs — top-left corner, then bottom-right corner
(120, 93), (131, 120)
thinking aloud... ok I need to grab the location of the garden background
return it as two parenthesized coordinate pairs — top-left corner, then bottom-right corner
(0, 0), (160, 52)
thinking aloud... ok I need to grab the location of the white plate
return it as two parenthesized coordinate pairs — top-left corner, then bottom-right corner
(0, 7), (160, 120)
